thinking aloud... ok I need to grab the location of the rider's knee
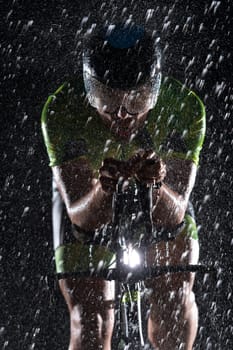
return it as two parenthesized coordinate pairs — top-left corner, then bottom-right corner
(177, 282), (197, 318)
(70, 305), (82, 339)
(69, 302), (114, 349)
(59, 278), (115, 344)
(69, 299), (114, 324)
(149, 284), (197, 322)
(148, 289), (198, 349)
(183, 290), (197, 320)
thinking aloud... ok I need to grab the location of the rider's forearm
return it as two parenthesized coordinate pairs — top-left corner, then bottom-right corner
(67, 181), (113, 231)
(152, 183), (188, 229)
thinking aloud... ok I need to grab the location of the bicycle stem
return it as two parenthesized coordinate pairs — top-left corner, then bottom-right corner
(136, 181), (154, 244)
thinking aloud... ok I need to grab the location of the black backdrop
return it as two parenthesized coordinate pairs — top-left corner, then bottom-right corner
(1, 1), (232, 349)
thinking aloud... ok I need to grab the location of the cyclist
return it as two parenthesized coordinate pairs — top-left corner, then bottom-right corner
(41, 23), (205, 350)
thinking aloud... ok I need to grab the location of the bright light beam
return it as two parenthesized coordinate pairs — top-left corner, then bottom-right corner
(123, 247), (141, 268)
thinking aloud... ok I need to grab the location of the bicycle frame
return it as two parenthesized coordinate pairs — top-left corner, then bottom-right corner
(112, 180), (149, 349)
(56, 180), (214, 349)
(109, 180), (205, 349)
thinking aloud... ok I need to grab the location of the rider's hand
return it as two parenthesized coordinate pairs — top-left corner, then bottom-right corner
(128, 150), (166, 185)
(99, 158), (130, 193)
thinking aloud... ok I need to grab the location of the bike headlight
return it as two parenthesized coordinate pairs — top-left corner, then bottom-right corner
(123, 246), (141, 268)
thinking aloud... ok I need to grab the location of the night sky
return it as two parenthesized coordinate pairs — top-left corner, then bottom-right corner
(1, 1), (232, 349)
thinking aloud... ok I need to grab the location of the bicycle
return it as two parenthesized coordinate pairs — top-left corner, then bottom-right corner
(57, 180), (213, 349)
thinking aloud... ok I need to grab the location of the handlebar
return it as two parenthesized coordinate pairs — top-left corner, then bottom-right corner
(56, 264), (215, 282)
(55, 180), (216, 282)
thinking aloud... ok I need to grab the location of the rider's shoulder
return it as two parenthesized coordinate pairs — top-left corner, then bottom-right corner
(159, 76), (205, 117)
(147, 77), (205, 128)
(41, 77), (86, 125)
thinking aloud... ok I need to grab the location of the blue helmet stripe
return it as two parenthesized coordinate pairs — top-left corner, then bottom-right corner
(105, 24), (145, 49)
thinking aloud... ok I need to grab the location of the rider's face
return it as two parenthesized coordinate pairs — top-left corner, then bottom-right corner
(83, 70), (161, 139)
(84, 72), (157, 139)
(97, 103), (148, 140)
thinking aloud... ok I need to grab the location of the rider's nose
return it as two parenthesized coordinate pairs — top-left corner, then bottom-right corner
(117, 106), (128, 119)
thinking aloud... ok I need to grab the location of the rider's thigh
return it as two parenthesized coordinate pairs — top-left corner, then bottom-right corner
(145, 234), (199, 294)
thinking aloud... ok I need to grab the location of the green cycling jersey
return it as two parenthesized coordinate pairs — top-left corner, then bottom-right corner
(41, 76), (206, 172)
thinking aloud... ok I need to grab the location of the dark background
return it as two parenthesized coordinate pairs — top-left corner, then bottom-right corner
(0, 1), (232, 349)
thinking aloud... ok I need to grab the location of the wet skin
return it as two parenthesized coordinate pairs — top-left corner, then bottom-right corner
(97, 105), (148, 141)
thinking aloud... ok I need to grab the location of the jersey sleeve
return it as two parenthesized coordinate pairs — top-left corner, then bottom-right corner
(150, 78), (206, 166)
(181, 90), (206, 165)
(41, 82), (88, 167)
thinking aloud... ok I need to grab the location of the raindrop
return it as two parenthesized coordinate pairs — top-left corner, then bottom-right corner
(226, 309), (231, 318)
(201, 67), (208, 78)
(81, 16), (89, 27)
(32, 327), (41, 338)
(22, 207), (30, 216)
(217, 148), (222, 157)
(205, 54), (212, 63)
(85, 116), (93, 126)
(0, 327), (5, 336)
(203, 273), (210, 284)
(218, 54), (224, 63)
(216, 279), (222, 289)
(100, 2), (106, 11)
(86, 23), (97, 35)
(3, 341), (9, 348)
(6, 10), (13, 21)
(145, 9), (154, 22)
(203, 194), (211, 203)
(174, 25), (179, 33)
(28, 20), (34, 27)
(61, 8), (67, 16)
(209, 1), (221, 14)
(162, 21), (171, 32)
(206, 340), (212, 350)
(121, 7), (127, 16)
(103, 140), (111, 153)
(199, 23), (204, 32)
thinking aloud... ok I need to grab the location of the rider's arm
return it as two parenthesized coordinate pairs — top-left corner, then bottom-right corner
(149, 81), (205, 229)
(52, 158), (113, 231)
(152, 158), (196, 229)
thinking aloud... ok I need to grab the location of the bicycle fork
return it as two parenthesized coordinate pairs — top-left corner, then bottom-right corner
(116, 282), (145, 349)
